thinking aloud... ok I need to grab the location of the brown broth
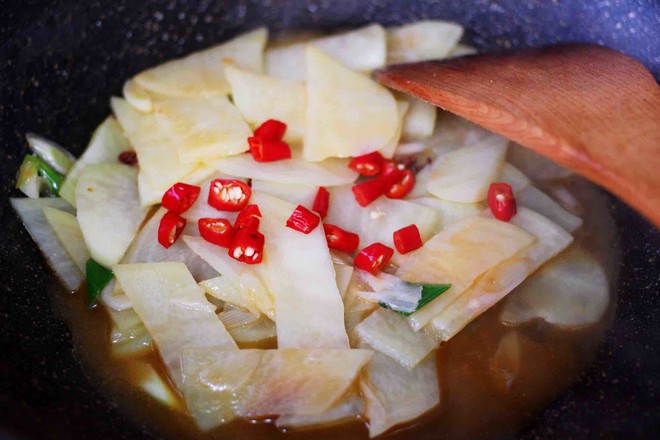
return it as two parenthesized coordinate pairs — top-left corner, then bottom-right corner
(51, 176), (619, 440)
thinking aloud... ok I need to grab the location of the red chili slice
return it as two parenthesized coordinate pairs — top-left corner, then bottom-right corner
(229, 228), (265, 264)
(488, 182), (517, 221)
(253, 119), (287, 142)
(198, 218), (234, 248)
(351, 178), (387, 207)
(354, 242), (394, 275)
(157, 211), (186, 249)
(393, 224), (423, 254)
(208, 179), (251, 212)
(348, 151), (384, 177)
(161, 182), (201, 214)
(118, 151), (138, 166)
(234, 204), (262, 231)
(248, 136), (292, 162)
(385, 169), (415, 199)
(286, 205), (320, 234)
(312, 187), (330, 219)
(323, 224), (360, 253)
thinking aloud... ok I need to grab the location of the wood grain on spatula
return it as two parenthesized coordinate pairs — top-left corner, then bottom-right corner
(374, 44), (660, 227)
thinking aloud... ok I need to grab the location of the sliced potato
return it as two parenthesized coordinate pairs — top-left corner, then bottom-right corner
(251, 180), (317, 207)
(399, 95), (437, 141)
(387, 20), (463, 63)
(111, 97), (198, 202)
(517, 186), (583, 233)
(114, 262), (237, 388)
(122, 207), (218, 281)
(380, 100), (410, 158)
(429, 208), (573, 340)
(43, 207), (89, 273)
(409, 197), (483, 232)
(153, 95), (251, 164)
(225, 65), (306, 143)
(11, 198), (82, 291)
(254, 193), (350, 349)
(184, 236), (274, 319)
(133, 28), (267, 97)
(266, 24), (387, 80)
(304, 46), (399, 161)
(325, 186), (439, 261)
(59, 117), (131, 207)
(507, 143), (573, 181)
(426, 137), (508, 203)
(354, 308), (436, 370)
(107, 307), (153, 356)
(224, 315), (277, 347)
(122, 79), (153, 113)
(360, 351), (439, 438)
(211, 153), (358, 187)
(276, 389), (363, 430)
(76, 164), (148, 268)
(182, 347), (372, 430)
(500, 246), (609, 328)
(134, 362), (181, 409)
(499, 163), (531, 194)
(449, 44), (478, 57)
(335, 263), (354, 299)
(396, 216), (535, 330)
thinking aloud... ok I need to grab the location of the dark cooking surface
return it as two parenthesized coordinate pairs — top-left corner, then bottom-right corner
(1, 1), (658, 439)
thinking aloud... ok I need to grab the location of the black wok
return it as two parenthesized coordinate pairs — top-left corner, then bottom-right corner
(1, 1), (659, 439)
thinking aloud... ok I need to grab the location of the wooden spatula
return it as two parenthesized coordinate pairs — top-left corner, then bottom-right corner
(374, 44), (660, 227)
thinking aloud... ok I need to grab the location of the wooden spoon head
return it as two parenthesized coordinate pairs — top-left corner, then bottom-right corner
(375, 44), (660, 227)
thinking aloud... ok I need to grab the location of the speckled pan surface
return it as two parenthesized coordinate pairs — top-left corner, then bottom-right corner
(0, 1), (658, 439)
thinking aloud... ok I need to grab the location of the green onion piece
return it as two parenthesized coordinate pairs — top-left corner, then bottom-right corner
(380, 283), (452, 316)
(15, 156), (41, 198)
(86, 259), (114, 307)
(24, 155), (64, 194)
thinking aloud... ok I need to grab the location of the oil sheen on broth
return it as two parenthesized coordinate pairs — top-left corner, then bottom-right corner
(50, 172), (619, 440)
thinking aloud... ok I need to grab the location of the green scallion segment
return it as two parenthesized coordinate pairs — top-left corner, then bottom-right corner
(19, 155), (64, 195)
(380, 283), (452, 316)
(86, 259), (114, 307)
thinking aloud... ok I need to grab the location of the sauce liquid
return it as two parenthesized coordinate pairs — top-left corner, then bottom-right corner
(52, 176), (618, 439)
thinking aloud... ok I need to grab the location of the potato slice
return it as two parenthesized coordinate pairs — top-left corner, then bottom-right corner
(500, 246), (609, 328)
(254, 193), (350, 349)
(11, 198), (82, 291)
(225, 65), (306, 143)
(397, 216), (535, 330)
(184, 236), (274, 319)
(409, 197), (483, 232)
(266, 24), (387, 80)
(380, 100), (410, 158)
(449, 44), (478, 57)
(107, 307), (153, 356)
(122, 207), (218, 281)
(133, 27), (267, 97)
(430, 208), (573, 340)
(250, 180), (317, 207)
(304, 46), (399, 161)
(275, 389), (363, 430)
(360, 351), (440, 438)
(76, 164), (149, 268)
(59, 117), (132, 207)
(426, 137), (508, 203)
(387, 20), (464, 63)
(325, 186), (439, 260)
(211, 153), (358, 187)
(43, 207), (89, 273)
(153, 95), (251, 164)
(517, 186), (583, 233)
(499, 162), (531, 194)
(111, 97), (199, 202)
(122, 79), (153, 113)
(399, 95), (437, 141)
(114, 262), (237, 388)
(354, 308), (436, 370)
(182, 347), (372, 430)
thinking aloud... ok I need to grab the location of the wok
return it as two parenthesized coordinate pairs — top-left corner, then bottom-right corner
(0, 1), (658, 439)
